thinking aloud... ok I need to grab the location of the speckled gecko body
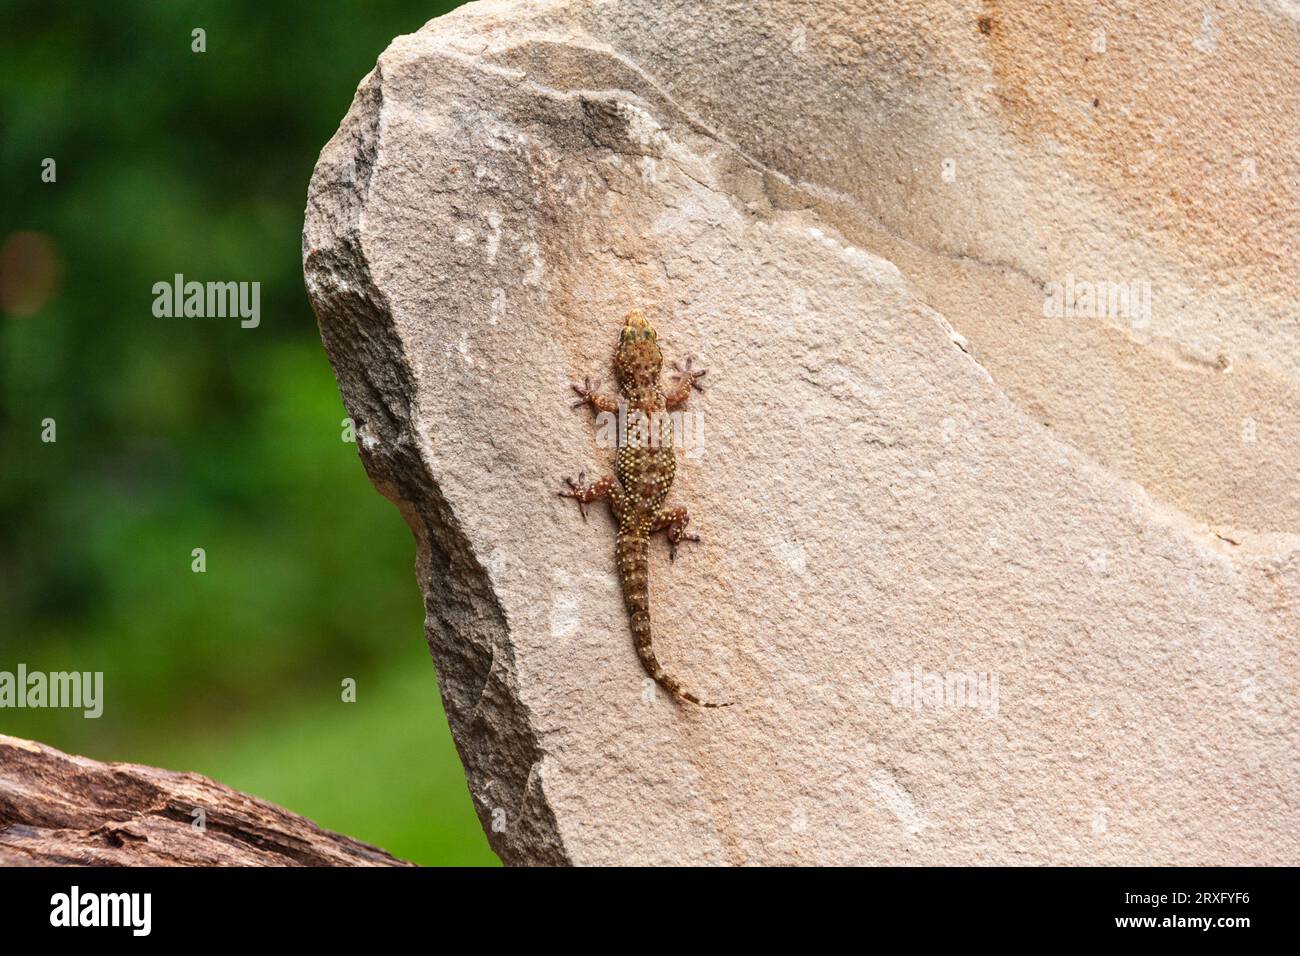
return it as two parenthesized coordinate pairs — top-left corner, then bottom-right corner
(560, 309), (730, 708)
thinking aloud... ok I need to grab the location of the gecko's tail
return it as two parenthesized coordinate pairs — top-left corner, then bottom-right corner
(616, 533), (735, 709)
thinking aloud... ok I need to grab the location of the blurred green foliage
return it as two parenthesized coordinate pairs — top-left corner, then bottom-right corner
(0, 0), (495, 865)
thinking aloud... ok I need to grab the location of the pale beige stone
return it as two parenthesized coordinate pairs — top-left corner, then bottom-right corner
(304, 0), (1299, 865)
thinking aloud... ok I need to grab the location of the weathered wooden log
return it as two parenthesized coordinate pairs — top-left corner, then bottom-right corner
(0, 735), (411, 866)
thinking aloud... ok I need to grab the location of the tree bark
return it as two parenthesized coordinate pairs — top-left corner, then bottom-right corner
(0, 735), (411, 866)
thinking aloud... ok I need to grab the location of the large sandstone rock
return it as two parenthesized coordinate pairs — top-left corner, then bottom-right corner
(303, 0), (1298, 865)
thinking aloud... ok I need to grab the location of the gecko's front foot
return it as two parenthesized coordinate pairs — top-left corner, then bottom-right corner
(570, 376), (602, 408)
(671, 356), (707, 393)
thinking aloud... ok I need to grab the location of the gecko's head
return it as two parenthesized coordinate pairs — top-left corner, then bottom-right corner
(614, 308), (662, 388)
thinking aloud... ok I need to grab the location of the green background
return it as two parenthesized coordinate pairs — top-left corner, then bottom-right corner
(0, 0), (495, 865)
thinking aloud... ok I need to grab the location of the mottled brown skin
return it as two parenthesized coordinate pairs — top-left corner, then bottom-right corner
(560, 309), (730, 708)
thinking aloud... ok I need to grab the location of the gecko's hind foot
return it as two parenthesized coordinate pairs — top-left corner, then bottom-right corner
(671, 356), (707, 393)
(653, 506), (701, 560)
(558, 472), (593, 520)
(669, 533), (700, 562)
(668, 530), (701, 562)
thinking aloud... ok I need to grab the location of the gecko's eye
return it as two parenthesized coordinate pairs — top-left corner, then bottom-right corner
(643, 329), (652, 339)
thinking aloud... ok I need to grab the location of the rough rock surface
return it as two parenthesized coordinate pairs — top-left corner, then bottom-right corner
(0, 736), (410, 865)
(303, 0), (1299, 865)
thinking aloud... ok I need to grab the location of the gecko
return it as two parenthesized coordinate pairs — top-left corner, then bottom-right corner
(559, 308), (732, 708)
